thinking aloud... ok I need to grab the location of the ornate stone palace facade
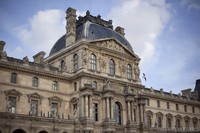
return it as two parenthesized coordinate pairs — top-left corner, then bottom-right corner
(0, 7), (200, 133)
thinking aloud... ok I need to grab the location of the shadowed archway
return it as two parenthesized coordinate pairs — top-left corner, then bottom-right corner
(13, 129), (26, 133)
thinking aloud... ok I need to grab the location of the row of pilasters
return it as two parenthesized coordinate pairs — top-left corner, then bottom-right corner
(126, 100), (135, 122)
(81, 94), (93, 118)
(139, 102), (145, 123)
(103, 97), (114, 120)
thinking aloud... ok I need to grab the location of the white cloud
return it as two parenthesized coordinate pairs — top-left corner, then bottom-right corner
(108, 0), (171, 69)
(15, 9), (66, 56)
(180, 0), (200, 10)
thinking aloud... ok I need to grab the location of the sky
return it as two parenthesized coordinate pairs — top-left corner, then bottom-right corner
(0, 0), (200, 94)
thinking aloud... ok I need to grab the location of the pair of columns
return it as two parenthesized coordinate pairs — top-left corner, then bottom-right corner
(126, 100), (135, 122)
(103, 97), (114, 119)
(139, 102), (145, 123)
(81, 94), (93, 117)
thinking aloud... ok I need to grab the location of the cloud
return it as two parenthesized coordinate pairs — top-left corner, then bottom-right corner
(180, 0), (200, 10)
(108, 0), (171, 69)
(15, 9), (66, 56)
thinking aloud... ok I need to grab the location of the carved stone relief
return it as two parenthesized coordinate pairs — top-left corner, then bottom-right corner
(98, 52), (107, 72)
(134, 60), (141, 82)
(82, 47), (89, 67)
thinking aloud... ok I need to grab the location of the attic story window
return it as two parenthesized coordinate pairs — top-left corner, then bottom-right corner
(109, 59), (115, 76)
(11, 73), (17, 84)
(73, 54), (78, 71)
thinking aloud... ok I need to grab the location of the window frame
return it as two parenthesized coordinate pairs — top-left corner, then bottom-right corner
(11, 73), (17, 84)
(90, 53), (97, 70)
(60, 60), (65, 72)
(109, 59), (115, 76)
(8, 96), (16, 113)
(114, 102), (122, 125)
(93, 103), (98, 121)
(73, 54), (78, 71)
(52, 81), (58, 91)
(127, 64), (132, 80)
(32, 77), (38, 87)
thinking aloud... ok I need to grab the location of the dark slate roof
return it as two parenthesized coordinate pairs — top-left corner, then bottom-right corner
(49, 15), (134, 56)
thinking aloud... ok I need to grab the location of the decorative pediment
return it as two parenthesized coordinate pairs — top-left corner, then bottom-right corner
(69, 97), (79, 104)
(48, 96), (62, 107)
(146, 110), (153, 117)
(184, 116), (190, 121)
(175, 114), (182, 119)
(166, 113), (173, 119)
(4, 89), (22, 101)
(27, 92), (43, 104)
(192, 117), (198, 122)
(156, 112), (163, 118)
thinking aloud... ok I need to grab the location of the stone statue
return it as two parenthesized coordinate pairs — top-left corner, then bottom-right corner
(31, 103), (37, 115)
(51, 106), (57, 117)
(134, 60), (140, 81)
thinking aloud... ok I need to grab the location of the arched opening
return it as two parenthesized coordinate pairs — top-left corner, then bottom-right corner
(109, 59), (115, 76)
(13, 129), (26, 133)
(38, 131), (48, 133)
(90, 53), (96, 70)
(114, 102), (122, 125)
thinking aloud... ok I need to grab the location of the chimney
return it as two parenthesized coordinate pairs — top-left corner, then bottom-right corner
(194, 79), (200, 100)
(0, 40), (6, 54)
(115, 26), (125, 36)
(33, 51), (46, 64)
(65, 7), (76, 47)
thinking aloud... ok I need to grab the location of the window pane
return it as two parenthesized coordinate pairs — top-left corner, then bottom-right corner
(127, 64), (132, 80)
(52, 81), (58, 91)
(114, 102), (121, 125)
(51, 103), (58, 117)
(11, 73), (17, 83)
(32, 77), (38, 87)
(74, 54), (78, 71)
(90, 54), (96, 70)
(93, 103), (98, 121)
(109, 59), (115, 76)
(8, 96), (16, 113)
(30, 100), (38, 115)
(61, 60), (65, 72)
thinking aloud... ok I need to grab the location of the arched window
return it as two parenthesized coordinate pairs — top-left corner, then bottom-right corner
(176, 119), (181, 128)
(92, 81), (97, 89)
(32, 77), (38, 87)
(127, 64), (132, 80)
(147, 115), (152, 127)
(52, 81), (58, 91)
(61, 60), (65, 72)
(109, 59), (115, 76)
(185, 120), (189, 130)
(114, 102), (122, 125)
(90, 53), (96, 70)
(73, 54), (78, 71)
(11, 73), (17, 83)
(13, 129), (26, 133)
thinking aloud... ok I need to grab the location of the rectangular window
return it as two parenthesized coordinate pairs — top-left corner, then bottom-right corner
(51, 103), (58, 117)
(176, 104), (179, 111)
(157, 116), (162, 128)
(11, 73), (17, 84)
(147, 99), (150, 106)
(52, 81), (58, 91)
(74, 82), (77, 91)
(157, 100), (160, 107)
(167, 118), (172, 128)
(93, 103), (98, 121)
(192, 107), (195, 113)
(8, 96), (16, 113)
(184, 105), (187, 112)
(167, 102), (170, 109)
(30, 100), (38, 116)
(32, 77), (38, 87)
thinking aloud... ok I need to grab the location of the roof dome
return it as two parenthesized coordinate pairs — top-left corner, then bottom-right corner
(49, 13), (133, 56)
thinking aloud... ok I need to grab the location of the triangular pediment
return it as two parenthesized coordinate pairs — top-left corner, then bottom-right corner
(48, 96), (62, 102)
(28, 92), (43, 99)
(91, 38), (139, 59)
(69, 97), (79, 103)
(5, 89), (22, 96)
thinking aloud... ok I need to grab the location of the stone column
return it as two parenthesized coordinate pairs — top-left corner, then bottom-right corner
(131, 101), (134, 121)
(102, 98), (105, 119)
(110, 97), (114, 119)
(106, 97), (110, 118)
(140, 104), (143, 123)
(89, 95), (93, 118)
(142, 104), (145, 123)
(127, 101), (131, 121)
(85, 95), (88, 117)
(81, 95), (85, 117)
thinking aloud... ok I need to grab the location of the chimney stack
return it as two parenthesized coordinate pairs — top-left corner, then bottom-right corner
(0, 40), (6, 54)
(194, 79), (200, 100)
(33, 51), (46, 64)
(115, 26), (125, 36)
(65, 7), (76, 47)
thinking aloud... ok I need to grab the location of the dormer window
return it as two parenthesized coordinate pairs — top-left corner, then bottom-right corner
(109, 59), (115, 76)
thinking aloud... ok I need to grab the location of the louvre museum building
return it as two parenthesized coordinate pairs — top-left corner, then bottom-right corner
(0, 7), (200, 133)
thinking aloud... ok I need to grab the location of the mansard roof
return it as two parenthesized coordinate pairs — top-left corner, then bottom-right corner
(49, 11), (134, 56)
